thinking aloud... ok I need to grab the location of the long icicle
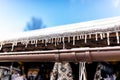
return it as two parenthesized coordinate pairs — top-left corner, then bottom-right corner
(73, 36), (75, 45)
(62, 37), (65, 49)
(116, 32), (119, 44)
(95, 33), (98, 41)
(89, 34), (91, 39)
(68, 36), (70, 43)
(0, 42), (3, 50)
(100, 33), (103, 39)
(84, 34), (87, 43)
(107, 32), (110, 45)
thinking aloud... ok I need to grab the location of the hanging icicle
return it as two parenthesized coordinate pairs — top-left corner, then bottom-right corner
(84, 34), (87, 43)
(42, 39), (44, 43)
(0, 42), (3, 50)
(62, 37), (65, 49)
(55, 38), (57, 46)
(81, 35), (84, 39)
(107, 32), (110, 45)
(45, 39), (48, 46)
(100, 33), (103, 39)
(79, 62), (87, 80)
(31, 40), (36, 44)
(89, 34), (92, 39)
(103, 33), (105, 38)
(68, 36), (71, 43)
(95, 33), (98, 41)
(116, 32), (119, 44)
(73, 36), (75, 45)
(80, 35), (82, 39)
(35, 40), (38, 47)
(51, 38), (54, 44)
(25, 40), (29, 48)
(11, 43), (14, 51)
(77, 35), (80, 40)
(59, 37), (62, 43)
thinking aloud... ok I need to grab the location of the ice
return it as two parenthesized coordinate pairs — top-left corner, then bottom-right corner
(55, 38), (57, 46)
(73, 36), (75, 45)
(0, 43), (3, 50)
(77, 35), (79, 40)
(35, 40), (38, 47)
(62, 37), (65, 49)
(103, 33), (105, 38)
(81, 35), (84, 39)
(51, 38), (54, 43)
(84, 34), (87, 43)
(107, 32), (110, 45)
(100, 33), (103, 39)
(80, 35), (82, 39)
(116, 32), (119, 44)
(89, 34), (91, 39)
(68, 36), (70, 43)
(11, 43), (14, 51)
(95, 33), (98, 41)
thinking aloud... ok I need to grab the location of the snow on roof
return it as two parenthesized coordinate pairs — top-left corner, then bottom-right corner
(0, 16), (120, 47)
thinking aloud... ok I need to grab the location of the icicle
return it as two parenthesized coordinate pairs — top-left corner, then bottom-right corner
(77, 35), (79, 40)
(68, 36), (70, 43)
(35, 40), (38, 47)
(0, 42), (3, 50)
(55, 38), (57, 46)
(25, 40), (29, 48)
(95, 33), (98, 41)
(80, 35), (82, 39)
(59, 37), (61, 43)
(51, 38), (54, 43)
(100, 33), (103, 39)
(14, 41), (17, 46)
(42, 39), (44, 43)
(107, 32), (110, 45)
(81, 35), (84, 39)
(56, 38), (59, 45)
(73, 36), (75, 45)
(62, 37), (65, 49)
(11, 43), (14, 51)
(116, 32), (119, 44)
(89, 34), (91, 39)
(84, 34), (87, 43)
(45, 39), (48, 46)
(103, 33), (105, 38)
(31, 40), (36, 44)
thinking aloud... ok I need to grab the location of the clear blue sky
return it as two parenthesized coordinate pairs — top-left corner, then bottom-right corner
(0, 0), (120, 34)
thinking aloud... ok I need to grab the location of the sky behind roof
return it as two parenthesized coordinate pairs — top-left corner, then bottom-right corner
(0, 0), (120, 34)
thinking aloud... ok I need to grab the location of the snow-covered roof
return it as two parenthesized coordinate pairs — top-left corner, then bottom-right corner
(1, 16), (120, 49)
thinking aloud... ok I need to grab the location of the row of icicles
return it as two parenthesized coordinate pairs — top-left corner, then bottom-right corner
(0, 32), (119, 51)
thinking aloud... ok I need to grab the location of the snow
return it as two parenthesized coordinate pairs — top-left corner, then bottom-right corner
(0, 16), (120, 48)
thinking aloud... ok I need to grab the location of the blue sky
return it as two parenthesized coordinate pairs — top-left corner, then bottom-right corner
(0, 0), (120, 34)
